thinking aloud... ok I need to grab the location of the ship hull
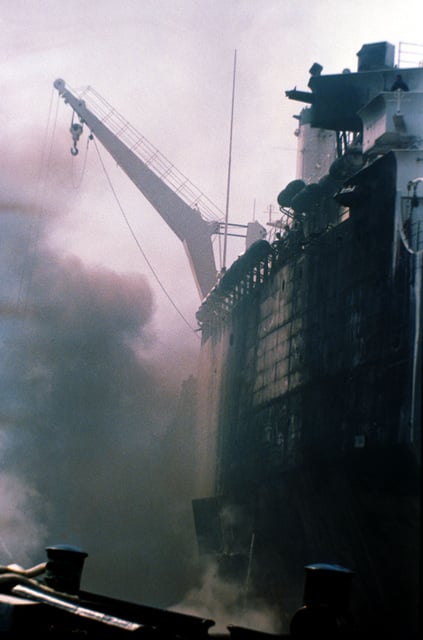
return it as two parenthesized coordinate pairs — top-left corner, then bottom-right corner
(194, 151), (421, 636)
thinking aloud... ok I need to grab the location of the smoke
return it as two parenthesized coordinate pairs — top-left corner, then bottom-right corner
(171, 559), (285, 635)
(0, 139), (200, 607)
(1, 189), (284, 628)
(0, 471), (47, 563)
(0, 72), (279, 630)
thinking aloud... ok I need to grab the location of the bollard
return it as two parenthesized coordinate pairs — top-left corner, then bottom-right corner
(43, 544), (88, 595)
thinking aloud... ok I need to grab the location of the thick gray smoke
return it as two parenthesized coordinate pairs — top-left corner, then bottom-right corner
(0, 127), (281, 634)
(0, 174), (199, 606)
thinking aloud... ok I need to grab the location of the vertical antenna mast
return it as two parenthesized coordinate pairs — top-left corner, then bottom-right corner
(222, 49), (237, 270)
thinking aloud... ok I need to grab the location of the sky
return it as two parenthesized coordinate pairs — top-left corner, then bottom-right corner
(2, 0), (423, 334)
(1, 0), (423, 626)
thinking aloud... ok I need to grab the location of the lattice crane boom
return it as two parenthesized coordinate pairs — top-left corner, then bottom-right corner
(54, 78), (220, 299)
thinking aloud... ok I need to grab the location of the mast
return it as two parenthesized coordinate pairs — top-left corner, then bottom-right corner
(222, 50), (237, 271)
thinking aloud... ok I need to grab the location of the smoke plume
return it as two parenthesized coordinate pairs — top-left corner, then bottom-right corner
(172, 559), (285, 635)
(0, 120), (283, 635)
(0, 139), (199, 607)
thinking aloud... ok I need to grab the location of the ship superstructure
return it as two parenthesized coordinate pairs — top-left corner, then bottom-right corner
(192, 42), (422, 638)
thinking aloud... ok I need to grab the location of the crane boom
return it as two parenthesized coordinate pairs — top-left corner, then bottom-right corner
(53, 78), (220, 299)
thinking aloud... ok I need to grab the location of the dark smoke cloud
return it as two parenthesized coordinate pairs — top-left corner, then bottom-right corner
(1, 176), (199, 606)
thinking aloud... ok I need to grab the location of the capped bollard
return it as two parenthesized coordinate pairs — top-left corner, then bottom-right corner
(303, 563), (354, 614)
(290, 563), (354, 638)
(44, 544), (88, 595)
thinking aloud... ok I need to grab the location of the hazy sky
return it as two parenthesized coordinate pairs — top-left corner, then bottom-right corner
(1, 0), (423, 619)
(2, 0), (423, 335)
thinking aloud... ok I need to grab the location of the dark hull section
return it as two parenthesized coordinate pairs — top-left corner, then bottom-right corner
(232, 446), (419, 637)
(195, 152), (421, 636)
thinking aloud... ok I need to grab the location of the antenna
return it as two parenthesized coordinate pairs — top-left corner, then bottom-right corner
(222, 49), (237, 270)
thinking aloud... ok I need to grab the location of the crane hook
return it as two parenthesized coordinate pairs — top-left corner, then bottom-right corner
(70, 121), (84, 156)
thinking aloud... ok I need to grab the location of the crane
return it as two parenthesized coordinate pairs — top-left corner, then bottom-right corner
(53, 78), (224, 300)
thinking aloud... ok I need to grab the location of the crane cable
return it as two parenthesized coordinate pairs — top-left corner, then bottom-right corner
(71, 129), (91, 189)
(92, 138), (199, 335)
(16, 86), (60, 315)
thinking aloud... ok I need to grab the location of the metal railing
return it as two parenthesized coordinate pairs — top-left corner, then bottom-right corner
(397, 41), (423, 68)
(73, 85), (224, 223)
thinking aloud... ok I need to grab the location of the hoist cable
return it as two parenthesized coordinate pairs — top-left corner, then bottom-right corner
(17, 86), (60, 314)
(72, 133), (91, 189)
(92, 138), (199, 335)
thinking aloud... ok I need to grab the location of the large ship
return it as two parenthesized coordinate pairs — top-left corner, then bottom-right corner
(2, 40), (419, 638)
(191, 41), (422, 638)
